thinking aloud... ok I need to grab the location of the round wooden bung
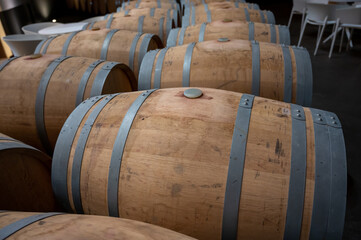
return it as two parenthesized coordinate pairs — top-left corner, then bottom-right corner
(27, 54), (42, 59)
(91, 27), (100, 31)
(217, 37), (230, 42)
(183, 88), (203, 99)
(222, 18), (233, 22)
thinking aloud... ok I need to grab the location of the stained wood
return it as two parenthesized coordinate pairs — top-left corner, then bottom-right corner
(91, 15), (174, 45)
(0, 134), (59, 212)
(184, 8), (274, 26)
(52, 88), (330, 239)
(0, 54), (135, 152)
(38, 29), (162, 80)
(139, 39), (311, 105)
(118, 0), (177, 12)
(0, 211), (195, 240)
(168, 20), (288, 46)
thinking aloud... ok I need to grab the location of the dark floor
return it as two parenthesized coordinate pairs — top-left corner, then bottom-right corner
(254, 1), (361, 239)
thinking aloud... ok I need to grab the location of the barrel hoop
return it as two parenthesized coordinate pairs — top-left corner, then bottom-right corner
(116, 6), (121, 12)
(135, 0), (140, 8)
(182, 14), (190, 27)
(76, 59), (105, 106)
(52, 96), (104, 211)
(178, 27), (187, 45)
(166, 28), (179, 47)
(82, 22), (90, 30)
(0, 213), (64, 239)
(259, 10), (265, 23)
(284, 104), (307, 239)
(0, 141), (38, 152)
(254, 3), (260, 10)
(0, 136), (14, 141)
(282, 45), (293, 103)
(138, 34), (154, 73)
(71, 94), (119, 214)
(267, 11), (276, 24)
(248, 22), (254, 41)
(173, 9), (178, 27)
(88, 21), (96, 30)
(0, 56), (19, 71)
(108, 89), (157, 217)
(166, 9), (172, 37)
(182, 42), (196, 87)
(308, 109), (332, 240)
(36, 56), (72, 155)
(279, 25), (291, 45)
(124, 9), (129, 15)
(235, 2), (239, 8)
(204, 3), (208, 11)
(270, 24), (276, 43)
(199, 23), (207, 42)
(191, 4), (195, 25)
(222, 94), (255, 240)
(247, 3), (251, 9)
(128, 32), (142, 70)
(91, 62), (119, 97)
(292, 46), (313, 106)
(154, 47), (169, 88)
(106, 13), (114, 29)
(138, 50), (160, 90)
(150, 7), (155, 16)
(138, 15), (145, 32)
(34, 39), (47, 54)
(159, 17), (165, 43)
(157, 0), (161, 8)
(101, 29), (119, 60)
(42, 36), (57, 54)
(62, 31), (81, 56)
(104, 14), (109, 20)
(324, 112), (347, 240)
(244, 8), (250, 22)
(251, 40), (260, 95)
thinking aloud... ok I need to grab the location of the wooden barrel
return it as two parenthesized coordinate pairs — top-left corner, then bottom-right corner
(182, 8), (276, 27)
(118, 0), (180, 14)
(107, 7), (180, 27)
(180, 0), (251, 11)
(167, 20), (290, 47)
(89, 15), (174, 45)
(87, 0), (93, 13)
(51, 88), (347, 240)
(0, 211), (196, 239)
(92, 0), (108, 15)
(34, 29), (162, 80)
(107, 0), (120, 13)
(139, 39), (312, 106)
(0, 134), (59, 212)
(73, 0), (80, 10)
(0, 54), (135, 154)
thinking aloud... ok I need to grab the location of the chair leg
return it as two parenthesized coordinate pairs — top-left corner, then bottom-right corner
(329, 18), (340, 58)
(317, 25), (322, 40)
(339, 27), (345, 53)
(322, 27), (341, 44)
(288, 10), (294, 28)
(300, 8), (306, 36)
(298, 17), (308, 47)
(346, 28), (354, 51)
(314, 16), (328, 56)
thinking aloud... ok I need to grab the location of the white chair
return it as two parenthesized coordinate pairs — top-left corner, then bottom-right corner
(298, 2), (338, 56)
(329, 6), (361, 58)
(288, 0), (307, 29)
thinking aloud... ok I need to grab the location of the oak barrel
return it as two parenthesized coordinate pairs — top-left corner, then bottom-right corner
(35, 29), (162, 80)
(92, 0), (108, 15)
(167, 20), (290, 47)
(0, 54), (135, 154)
(107, 7), (180, 27)
(0, 134), (58, 212)
(139, 39), (312, 106)
(180, 0), (250, 10)
(0, 211), (195, 239)
(118, 0), (180, 14)
(52, 88), (346, 240)
(182, 8), (276, 27)
(88, 15), (174, 45)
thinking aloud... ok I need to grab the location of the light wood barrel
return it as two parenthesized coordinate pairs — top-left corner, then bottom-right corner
(0, 134), (59, 212)
(180, 0), (250, 10)
(167, 20), (290, 47)
(51, 88), (347, 240)
(182, 7), (276, 27)
(118, 0), (180, 14)
(108, 7), (180, 27)
(139, 39), (312, 106)
(35, 29), (162, 80)
(89, 15), (174, 45)
(0, 211), (196, 240)
(0, 54), (135, 154)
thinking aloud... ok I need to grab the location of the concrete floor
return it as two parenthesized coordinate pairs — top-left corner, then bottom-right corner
(254, 1), (361, 239)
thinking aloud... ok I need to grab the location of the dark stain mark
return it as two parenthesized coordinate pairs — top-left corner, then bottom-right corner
(174, 164), (184, 174)
(212, 183), (222, 188)
(127, 167), (138, 176)
(275, 139), (285, 157)
(200, 185), (210, 188)
(126, 175), (131, 181)
(38, 220), (45, 225)
(255, 171), (260, 179)
(216, 196), (220, 200)
(266, 142), (270, 148)
(276, 113), (288, 118)
(171, 184), (182, 197)
(269, 158), (280, 164)
(211, 145), (222, 156)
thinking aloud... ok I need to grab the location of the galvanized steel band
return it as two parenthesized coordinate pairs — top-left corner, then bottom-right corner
(206, 10), (211, 22)
(251, 40), (260, 96)
(244, 8), (250, 22)
(270, 24), (276, 43)
(0, 56), (19, 71)
(129, 32), (142, 70)
(138, 34), (154, 73)
(191, 4), (195, 25)
(42, 36), (56, 54)
(267, 11), (276, 24)
(281, 45), (293, 103)
(248, 22), (254, 41)
(159, 17), (165, 43)
(182, 42), (196, 87)
(166, 28), (180, 47)
(0, 141), (37, 152)
(88, 21), (96, 30)
(36, 56), (72, 155)
(178, 27), (187, 45)
(199, 23), (207, 42)
(292, 46), (312, 106)
(138, 49), (160, 90)
(222, 94), (254, 240)
(154, 47), (169, 88)
(260, 10), (265, 23)
(91, 62), (119, 96)
(150, 7), (155, 16)
(108, 89), (157, 217)
(34, 39), (47, 54)
(101, 29), (119, 60)
(138, 15), (145, 32)
(62, 31), (81, 56)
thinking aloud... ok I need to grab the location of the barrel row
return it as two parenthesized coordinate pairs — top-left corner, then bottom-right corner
(167, 20), (290, 46)
(51, 88), (347, 240)
(139, 39), (312, 106)
(0, 55), (135, 153)
(0, 211), (195, 239)
(34, 29), (162, 79)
